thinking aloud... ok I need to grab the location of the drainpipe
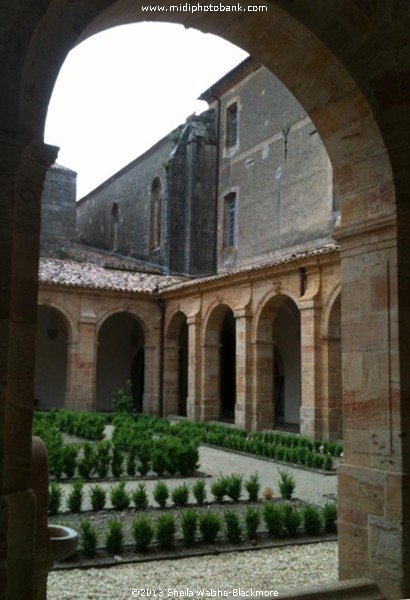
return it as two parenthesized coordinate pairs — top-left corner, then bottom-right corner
(156, 298), (165, 417)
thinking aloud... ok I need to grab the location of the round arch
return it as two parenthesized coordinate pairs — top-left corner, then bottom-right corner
(34, 304), (70, 409)
(4, 4), (410, 598)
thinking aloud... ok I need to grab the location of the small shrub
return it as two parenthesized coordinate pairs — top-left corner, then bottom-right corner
(137, 443), (151, 476)
(282, 503), (302, 537)
(210, 477), (227, 503)
(105, 520), (124, 554)
(153, 481), (169, 508)
(244, 507), (260, 540)
(132, 482), (149, 510)
(126, 446), (137, 477)
(224, 510), (242, 544)
(112, 381), (133, 413)
(77, 442), (95, 480)
(263, 486), (275, 501)
(89, 484), (106, 511)
(132, 516), (154, 552)
(48, 482), (63, 516)
(61, 445), (78, 479)
(156, 513), (176, 550)
(192, 478), (206, 505)
(303, 505), (323, 536)
(67, 479), (84, 513)
(278, 470), (296, 500)
(152, 447), (168, 477)
(111, 446), (124, 478)
(225, 474), (242, 502)
(263, 502), (284, 537)
(95, 440), (111, 478)
(323, 455), (333, 471)
(181, 509), (198, 547)
(80, 520), (97, 557)
(199, 511), (221, 544)
(110, 481), (131, 510)
(171, 483), (189, 508)
(244, 473), (260, 502)
(322, 502), (337, 533)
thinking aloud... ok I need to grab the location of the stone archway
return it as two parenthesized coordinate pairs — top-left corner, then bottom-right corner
(164, 310), (189, 417)
(34, 305), (70, 409)
(2, 3), (410, 599)
(96, 312), (145, 411)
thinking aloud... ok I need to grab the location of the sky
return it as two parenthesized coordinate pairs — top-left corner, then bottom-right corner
(45, 22), (248, 198)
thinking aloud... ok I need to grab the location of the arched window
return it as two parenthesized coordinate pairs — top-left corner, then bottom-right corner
(111, 203), (119, 251)
(151, 178), (162, 251)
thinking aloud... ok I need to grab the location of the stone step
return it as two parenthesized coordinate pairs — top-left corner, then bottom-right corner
(279, 578), (384, 600)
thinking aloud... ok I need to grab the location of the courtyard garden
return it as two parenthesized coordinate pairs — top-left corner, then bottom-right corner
(33, 409), (340, 567)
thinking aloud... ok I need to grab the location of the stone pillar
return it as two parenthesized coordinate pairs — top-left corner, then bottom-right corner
(72, 320), (96, 411)
(0, 137), (58, 599)
(234, 309), (252, 430)
(64, 340), (78, 410)
(336, 216), (410, 599)
(163, 342), (180, 415)
(186, 315), (201, 421)
(201, 340), (221, 421)
(299, 298), (323, 439)
(252, 340), (274, 431)
(143, 339), (161, 416)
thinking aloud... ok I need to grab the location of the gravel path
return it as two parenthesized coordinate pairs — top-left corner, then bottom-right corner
(48, 541), (338, 599)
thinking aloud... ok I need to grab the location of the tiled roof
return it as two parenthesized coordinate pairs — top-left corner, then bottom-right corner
(38, 258), (186, 294)
(162, 245), (339, 293)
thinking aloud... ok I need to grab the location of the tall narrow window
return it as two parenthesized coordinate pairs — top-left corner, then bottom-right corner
(226, 102), (238, 148)
(151, 178), (162, 250)
(111, 203), (119, 251)
(224, 192), (237, 247)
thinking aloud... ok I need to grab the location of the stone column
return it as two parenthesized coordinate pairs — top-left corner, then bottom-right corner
(336, 215), (410, 599)
(143, 336), (161, 416)
(299, 297), (323, 439)
(72, 320), (96, 411)
(234, 309), (252, 430)
(252, 339), (274, 431)
(0, 137), (58, 599)
(201, 339), (221, 422)
(163, 341), (180, 415)
(186, 315), (201, 421)
(64, 340), (79, 410)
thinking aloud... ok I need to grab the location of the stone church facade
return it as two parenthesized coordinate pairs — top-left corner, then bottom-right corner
(37, 57), (342, 442)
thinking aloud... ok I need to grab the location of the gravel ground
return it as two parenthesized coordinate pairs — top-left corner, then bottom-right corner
(48, 541), (338, 599)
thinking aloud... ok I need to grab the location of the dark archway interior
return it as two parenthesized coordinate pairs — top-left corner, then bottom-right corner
(220, 309), (236, 422)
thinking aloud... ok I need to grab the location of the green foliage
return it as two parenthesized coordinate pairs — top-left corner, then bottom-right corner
(244, 507), (260, 540)
(225, 473), (242, 502)
(80, 520), (98, 557)
(112, 381), (134, 414)
(199, 511), (221, 544)
(126, 445), (137, 477)
(77, 442), (96, 480)
(224, 510), (242, 544)
(303, 505), (323, 536)
(181, 510), (198, 547)
(111, 446), (124, 479)
(67, 479), (84, 513)
(132, 483), (149, 510)
(192, 478), (206, 506)
(210, 477), (227, 503)
(244, 473), (260, 502)
(132, 516), (154, 552)
(263, 502), (284, 537)
(89, 484), (106, 511)
(278, 470), (296, 500)
(323, 455), (333, 471)
(153, 481), (169, 508)
(95, 440), (111, 478)
(171, 483), (190, 507)
(156, 513), (176, 550)
(61, 445), (78, 479)
(105, 520), (124, 554)
(110, 481), (131, 510)
(282, 503), (302, 536)
(48, 482), (63, 516)
(322, 502), (337, 533)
